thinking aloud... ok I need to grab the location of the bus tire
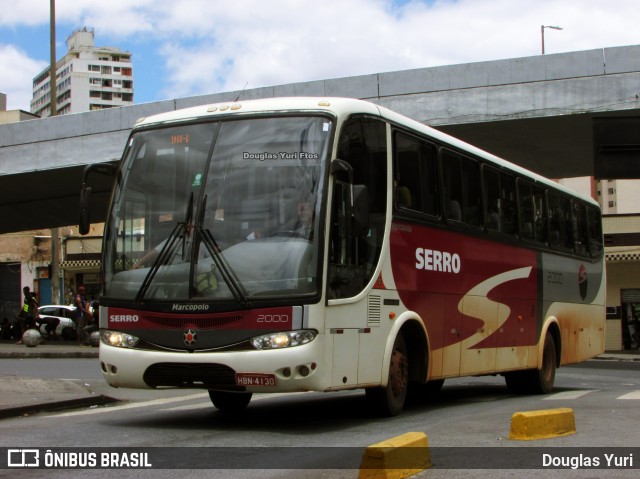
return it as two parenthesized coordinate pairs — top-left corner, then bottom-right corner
(534, 332), (557, 394)
(208, 390), (252, 412)
(504, 333), (556, 394)
(365, 333), (408, 416)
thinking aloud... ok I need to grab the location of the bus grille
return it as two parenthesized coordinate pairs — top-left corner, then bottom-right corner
(143, 362), (242, 390)
(139, 314), (243, 329)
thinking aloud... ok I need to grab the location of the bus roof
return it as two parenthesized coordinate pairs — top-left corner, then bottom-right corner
(134, 96), (598, 207)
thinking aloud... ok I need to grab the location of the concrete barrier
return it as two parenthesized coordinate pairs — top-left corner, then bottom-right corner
(509, 407), (576, 440)
(359, 431), (431, 479)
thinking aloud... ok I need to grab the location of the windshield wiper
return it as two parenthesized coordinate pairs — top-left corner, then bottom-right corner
(134, 193), (195, 303)
(195, 195), (250, 306)
(134, 221), (187, 303)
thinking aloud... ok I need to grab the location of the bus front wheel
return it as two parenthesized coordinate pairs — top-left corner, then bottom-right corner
(208, 390), (252, 412)
(366, 333), (408, 416)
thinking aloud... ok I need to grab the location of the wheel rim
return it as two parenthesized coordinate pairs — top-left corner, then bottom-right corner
(542, 339), (555, 384)
(389, 344), (408, 399)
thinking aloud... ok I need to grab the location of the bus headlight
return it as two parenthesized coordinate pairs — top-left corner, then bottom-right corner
(250, 330), (317, 350)
(100, 330), (139, 349)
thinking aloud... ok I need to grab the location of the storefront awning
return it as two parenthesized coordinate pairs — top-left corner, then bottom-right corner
(605, 252), (640, 262)
(60, 259), (101, 269)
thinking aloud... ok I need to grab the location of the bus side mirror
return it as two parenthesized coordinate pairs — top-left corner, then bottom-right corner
(330, 159), (369, 237)
(352, 185), (369, 237)
(78, 162), (117, 236)
(79, 185), (92, 235)
(330, 159), (353, 183)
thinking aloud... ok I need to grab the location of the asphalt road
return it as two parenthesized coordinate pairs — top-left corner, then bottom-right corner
(1, 359), (639, 479)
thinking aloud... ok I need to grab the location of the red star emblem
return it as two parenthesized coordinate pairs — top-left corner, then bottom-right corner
(183, 329), (197, 346)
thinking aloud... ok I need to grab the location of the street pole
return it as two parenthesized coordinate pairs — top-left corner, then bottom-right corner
(541, 25), (563, 55)
(49, 0), (57, 117)
(50, 0), (60, 303)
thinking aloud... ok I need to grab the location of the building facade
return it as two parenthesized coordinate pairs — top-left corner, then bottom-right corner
(603, 215), (640, 351)
(0, 227), (104, 322)
(0, 27), (133, 322)
(0, 96), (48, 320)
(31, 28), (133, 117)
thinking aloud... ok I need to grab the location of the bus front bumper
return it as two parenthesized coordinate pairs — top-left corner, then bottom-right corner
(98, 337), (328, 393)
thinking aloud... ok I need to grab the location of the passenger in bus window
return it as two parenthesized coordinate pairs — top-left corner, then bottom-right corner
(134, 224), (195, 268)
(293, 202), (313, 239)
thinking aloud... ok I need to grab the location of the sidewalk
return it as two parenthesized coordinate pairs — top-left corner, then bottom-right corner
(0, 340), (114, 419)
(0, 340), (638, 421)
(0, 339), (99, 359)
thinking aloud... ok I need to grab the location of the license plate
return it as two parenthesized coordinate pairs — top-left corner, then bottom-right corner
(235, 373), (277, 387)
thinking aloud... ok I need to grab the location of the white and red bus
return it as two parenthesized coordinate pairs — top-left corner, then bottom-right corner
(81, 97), (605, 416)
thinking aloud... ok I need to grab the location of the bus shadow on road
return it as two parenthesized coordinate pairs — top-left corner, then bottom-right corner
(109, 380), (524, 434)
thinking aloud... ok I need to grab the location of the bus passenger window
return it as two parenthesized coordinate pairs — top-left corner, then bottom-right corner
(548, 192), (573, 251)
(500, 174), (517, 235)
(573, 202), (589, 256)
(518, 180), (546, 244)
(483, 167), (501, 232)
(587, 206), (603, 257)
(548, 192), (562, 246)
(393, 132), (438, 216)
(441, 150), (480, 226)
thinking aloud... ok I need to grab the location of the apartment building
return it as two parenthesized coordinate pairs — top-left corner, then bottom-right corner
(30, 28), (133, 117)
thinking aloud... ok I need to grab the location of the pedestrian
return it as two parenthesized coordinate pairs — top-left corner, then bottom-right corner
(73, 285), (93, 346)
(16, 286), (39, 344)
(631, 314), (640, 349)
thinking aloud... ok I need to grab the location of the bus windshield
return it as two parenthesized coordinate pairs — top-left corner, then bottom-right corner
(103, 115), (332, 303)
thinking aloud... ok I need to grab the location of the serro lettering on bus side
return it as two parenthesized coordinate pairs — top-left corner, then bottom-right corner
(415, 248), (461, 273)
(110, 315), (139, 322)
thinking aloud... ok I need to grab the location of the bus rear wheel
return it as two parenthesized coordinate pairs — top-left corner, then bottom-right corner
(366, 333), (408, 416)
(208, 390), (252, 412)
(505, 333), (557, 394)
(535, 333), (557, 393)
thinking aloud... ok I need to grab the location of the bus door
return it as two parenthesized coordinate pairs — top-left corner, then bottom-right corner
(327, 116), (388, 387)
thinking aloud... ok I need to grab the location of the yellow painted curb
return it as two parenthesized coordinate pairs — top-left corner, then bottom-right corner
(358, 431), (432, 479)
(509, 407), (576, 440)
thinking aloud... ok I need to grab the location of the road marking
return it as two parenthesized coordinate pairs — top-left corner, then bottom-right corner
(543, 390), (597, 400)
(50, 391), (314, 417)
(617, 390), (640, 400)
(50, 393), (208, 418)
(158, 392), (297, 411)
(160, 401), (212, 412)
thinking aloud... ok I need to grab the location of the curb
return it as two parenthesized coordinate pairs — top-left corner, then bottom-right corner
(509, 408), (576, 441)
(0, 395), (119, 420)
(0, 350), (99, 359)
(359, 432), (431, 479)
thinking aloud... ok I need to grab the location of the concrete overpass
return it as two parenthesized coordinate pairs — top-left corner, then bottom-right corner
(1, 44), (639, 234)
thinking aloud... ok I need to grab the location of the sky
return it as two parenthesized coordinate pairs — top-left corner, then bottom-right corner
(1, 0), (639, 112)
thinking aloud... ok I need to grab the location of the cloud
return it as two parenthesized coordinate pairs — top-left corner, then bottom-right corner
(0, 0), (158, 37)
(0, 0), (50, 26)
(154, 0), (640, 100)
(0, 44), (47, 110)
(2, 0), (640, 108)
